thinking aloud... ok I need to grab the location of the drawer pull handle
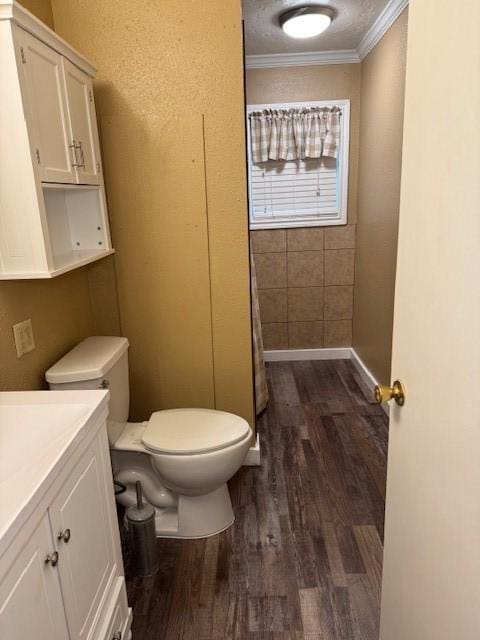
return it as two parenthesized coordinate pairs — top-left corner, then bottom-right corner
(69, 140), (82, 168)
(57, 528), (71, 543)
(45, 551), (59, 567)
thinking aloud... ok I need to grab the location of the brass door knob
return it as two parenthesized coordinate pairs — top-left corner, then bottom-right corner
(374, 380), (405, 406)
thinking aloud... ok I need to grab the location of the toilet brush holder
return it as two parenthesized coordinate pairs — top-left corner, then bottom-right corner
(126, 481), (159, 577)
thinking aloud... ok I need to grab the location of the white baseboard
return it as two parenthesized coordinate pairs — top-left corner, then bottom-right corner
(350, 348), (390, 416)
(243, 432), (261, 466)
(264, 347), (351, 362)
(350, 348), (378, 388)
(263, 347), (389, 416)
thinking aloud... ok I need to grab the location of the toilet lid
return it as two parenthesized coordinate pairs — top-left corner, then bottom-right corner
(142, 408), (251, 454)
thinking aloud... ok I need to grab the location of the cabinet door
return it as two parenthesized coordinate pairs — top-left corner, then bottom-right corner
(62, 59), (102, 185)
(0, 513), (69, 640)
(16, 28), (76, 184)
(49, 435), (117, 640)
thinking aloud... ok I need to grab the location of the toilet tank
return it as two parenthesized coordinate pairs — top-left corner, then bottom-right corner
(45, 336), (130, 444)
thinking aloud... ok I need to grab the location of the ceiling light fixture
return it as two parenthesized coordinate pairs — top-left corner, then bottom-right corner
(279, 6), (334, 39)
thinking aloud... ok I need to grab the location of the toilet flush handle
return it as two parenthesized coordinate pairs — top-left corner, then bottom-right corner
(98, 379), (109, 389)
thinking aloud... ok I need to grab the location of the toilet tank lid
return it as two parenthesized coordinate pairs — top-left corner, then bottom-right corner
(45, 336), (129, 384)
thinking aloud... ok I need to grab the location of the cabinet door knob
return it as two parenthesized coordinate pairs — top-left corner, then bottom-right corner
(57, 528), (71, 543)
(45, 551), (59, 567)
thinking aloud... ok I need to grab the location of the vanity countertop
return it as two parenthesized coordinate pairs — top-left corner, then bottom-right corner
(0, 390), (109, 558)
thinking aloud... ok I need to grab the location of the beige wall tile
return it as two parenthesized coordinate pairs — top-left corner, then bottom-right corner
(325, 225), (356, 250)
(254, 253), (287, 289)
(258, 288), (287, 323)
(251, 229), (287, 253)
(288, 287), (324, 321)
(324, 320), (353, 347)
(287, 227), (324, 252)
(262, 322), (289, 349)
(288, 251), (324, 287)
(288, 321), (324, 349)
(324, 286), (354, 320)
(324, 249), (355, 285)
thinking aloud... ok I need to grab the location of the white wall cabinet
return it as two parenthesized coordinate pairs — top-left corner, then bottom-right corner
(17, 29), (102, 186)
(0, 421), (132, 640)
(18, 29), (76, 184)
(0, 1), (113, 278)
(62, 57), (103, 185)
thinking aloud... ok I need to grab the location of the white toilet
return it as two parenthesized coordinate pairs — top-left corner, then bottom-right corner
(45, 336), (252, 539)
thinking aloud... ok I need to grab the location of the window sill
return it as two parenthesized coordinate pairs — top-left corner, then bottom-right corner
(249, 217), (347, 230)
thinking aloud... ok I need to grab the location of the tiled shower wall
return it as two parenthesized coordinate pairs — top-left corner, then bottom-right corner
(247, 63), (360, 352)
(252, 225), (355, 350)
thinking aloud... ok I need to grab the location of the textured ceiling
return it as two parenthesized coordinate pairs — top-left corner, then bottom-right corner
(243, 0), (390, 54)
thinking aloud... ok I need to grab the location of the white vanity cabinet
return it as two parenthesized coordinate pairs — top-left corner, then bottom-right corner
(0, 513), (70, 639)
(0, 1), (113, 279)
(0, 392), (132, 640)
(48, 434), (121, 640)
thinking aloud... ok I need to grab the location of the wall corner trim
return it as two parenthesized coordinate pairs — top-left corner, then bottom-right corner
(349, 349), (390, 416)
(244, 0), (409, 70)
(356, 0), (409, 60)
(243, 432), (261, 466)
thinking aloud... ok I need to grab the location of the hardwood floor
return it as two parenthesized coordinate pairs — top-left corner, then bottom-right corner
(123, 359), (388, 639)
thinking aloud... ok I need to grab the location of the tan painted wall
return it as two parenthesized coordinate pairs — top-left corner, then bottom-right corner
(353, 10), (408, 383)
(20, 0), (53, 28)
(0, 269), (95, 390)
(51, 0), (254, 425)
(0, 0), (98, 393)
(246, 65), (360, 348)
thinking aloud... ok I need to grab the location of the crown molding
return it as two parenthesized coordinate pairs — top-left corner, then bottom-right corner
(245, 0), (408, 70)
(356, 0), (409, 59)
(245, 48), (360, 69)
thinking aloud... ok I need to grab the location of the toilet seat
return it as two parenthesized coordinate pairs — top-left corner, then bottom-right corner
(142, 408), (251, 455)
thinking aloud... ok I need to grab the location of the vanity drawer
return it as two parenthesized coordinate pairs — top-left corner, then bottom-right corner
(93, 577), (131, 640)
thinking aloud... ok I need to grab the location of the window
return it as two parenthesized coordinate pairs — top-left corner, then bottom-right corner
(247, 99), (350, 229)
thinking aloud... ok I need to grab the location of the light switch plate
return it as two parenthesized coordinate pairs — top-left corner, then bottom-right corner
(13, 319), (35, 358)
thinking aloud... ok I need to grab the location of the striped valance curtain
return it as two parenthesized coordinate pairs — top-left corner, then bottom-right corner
(248, 106), (341, 164)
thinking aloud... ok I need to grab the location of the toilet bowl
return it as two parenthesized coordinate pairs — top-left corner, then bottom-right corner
(45, 336), (252, 538)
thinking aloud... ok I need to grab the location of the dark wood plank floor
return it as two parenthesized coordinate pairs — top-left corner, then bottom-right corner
(123, 359), (388, 639)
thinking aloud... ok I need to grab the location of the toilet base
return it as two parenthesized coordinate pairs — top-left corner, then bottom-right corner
(154, 484), (234, 538)
(114, 449), (237, 539)
(123, 483), (235, 539)
(149, 484), (235, 539)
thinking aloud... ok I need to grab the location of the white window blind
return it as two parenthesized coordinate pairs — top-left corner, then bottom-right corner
(247, 100), (350, 230)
